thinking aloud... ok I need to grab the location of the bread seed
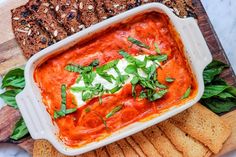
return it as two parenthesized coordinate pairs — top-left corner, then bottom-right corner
(55, 5), (59, 12)
(79, 2), (83, 9)
(13, 17), (20, 20)
(88, 5), (93, 10)
(53, 30), (58, 37)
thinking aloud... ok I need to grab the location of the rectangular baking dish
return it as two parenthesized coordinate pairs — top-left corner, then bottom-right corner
(16, 3), (212, 156)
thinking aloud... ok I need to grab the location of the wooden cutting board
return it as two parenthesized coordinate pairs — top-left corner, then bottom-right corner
(0, 0), (235, 156)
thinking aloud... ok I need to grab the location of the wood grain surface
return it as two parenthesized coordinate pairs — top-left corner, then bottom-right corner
(0, 0), (235, 156)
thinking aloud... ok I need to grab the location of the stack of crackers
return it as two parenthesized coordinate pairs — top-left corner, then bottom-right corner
(33, 103), (231, 157)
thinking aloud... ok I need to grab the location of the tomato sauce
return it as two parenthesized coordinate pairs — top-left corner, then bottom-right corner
(34, 12), (198, 147)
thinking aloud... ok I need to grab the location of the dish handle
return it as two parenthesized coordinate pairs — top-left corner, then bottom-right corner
(16, 89), (45, 139)
(178, 17), (213, 71)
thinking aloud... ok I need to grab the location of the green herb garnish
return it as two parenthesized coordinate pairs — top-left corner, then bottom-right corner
(181, 87), (191, 99)
(110, 86), (122, 94)
(85, 107), (91, 113)
(154, 43), (161, 54)
(89, 59), (99, 67)
(106, 105), (123, 118)
(128, 36), (150, 49)
(54, 84), (77, 119)
(1, 68), (25, 89)
(166, 77), (175, 83)
(10, 118), (29, 140)
(0, 89), (22, 109)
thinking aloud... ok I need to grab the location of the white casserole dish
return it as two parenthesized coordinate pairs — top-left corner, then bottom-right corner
(16, 3), (212, 156)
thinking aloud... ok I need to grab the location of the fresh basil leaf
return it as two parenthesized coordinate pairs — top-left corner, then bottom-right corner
(0, 89), (22, 108)
(202, 85), (229, 99)
(70, 86), (87, 92)
(139, 91), (147, 98)
(128, 36), (150, 49)
(65, 108), (77, 114)
(110, 86), (122, 94)
(96, 60), (119, 72)
(139, 78), (156, 90)
(131, 76), (139, 85)
(106, 105), (123, 118)
(125, 65), (137, 74)
(82, 91), (93, 101)
(10, 118), (29, 140)
(166, 77), (175, 83)
(146, 55), (168, 62)
(147, 64), (157, 79)
(149, 89), (168, 101)
(82, 71), (96, 86)
(95, 112), (107, 128)
(217, 92), (235, 99)
(119, 50), (146, 68)
(181, 87), (191, 99)
(155, 81), (167, 89)
(203, 60), (228, 84)
(97, 72), (115, 83)
(2, 68), (25, 89)
(89, 59), (99, 67)
(54, 84), (68, 119)
(201, 98), (236, 114)
(65, 64), (83, 73)
(154, 43), (161, 54)
(227, 87), (236, 97)
(211, 77), (227, 85)
(132, 84), (136, 97)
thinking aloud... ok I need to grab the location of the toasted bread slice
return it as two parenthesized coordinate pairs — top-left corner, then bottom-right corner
(117, 139), (139, 157)
(158, 120), (211, 157)
(143, 125), (183, 157)
(131, 132), (162, 157)
(106, 142), (125, 157)
(171, 103), (231, 154)
(126, 137), (146, 157)
(95, 147), (109, 157)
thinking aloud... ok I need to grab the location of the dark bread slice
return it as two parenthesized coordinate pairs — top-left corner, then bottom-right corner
(126, 0), (141, 10)
(11, 5), (53, 58)
(94, 0), (109, 21)
(50, 0), (84, 35)
(78, 0), (99, 27)
(27, 0), (68, 41)
(104, 0), (127, 16)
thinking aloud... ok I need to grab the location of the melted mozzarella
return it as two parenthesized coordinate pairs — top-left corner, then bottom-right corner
(71, 55), (158, 107)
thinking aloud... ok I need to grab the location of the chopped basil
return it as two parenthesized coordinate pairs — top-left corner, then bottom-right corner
(149, 89), (168, 101)
(132, 84), (136, 97)
(154, 43), (161, 54)
(110, 86), (122, 94)
(155, 81), (167, 89)
(82, 91), (93, 101)
(128, 36), (150, 49)
(54, 85), (77, 119)
(131, 76), (139, 85)
(96, 60), (119, 72)
(65, 64), (83, 73)
(119, 50), (146, 68)
(106, 105), (123, 118)
(125, 65), (138, 74)
(139, 91), (147, 98)
(89, 59), (99, 67)
(146, 55), (168, 62)
(95, 112), (107, 128)
(82, 71), (96, 86)
(166, 77), (175, 83)
(181, 87), (191, 99)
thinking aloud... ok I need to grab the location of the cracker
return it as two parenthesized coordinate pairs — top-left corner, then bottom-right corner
(131, 132), (162, 157)
(171, 103), (231, 154)
(143, 125), (183, 157)
(158, 120), (211, 157)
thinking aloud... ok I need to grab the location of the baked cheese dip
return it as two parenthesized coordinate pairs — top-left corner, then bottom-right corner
(34, 12), (197, 147)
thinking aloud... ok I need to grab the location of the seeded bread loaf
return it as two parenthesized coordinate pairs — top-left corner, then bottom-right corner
(94, 0), (109, 21)
(27, 0), (68, 41)
(11, 5), (53, 59)
(104, 0), (127, 16)
(50, 0), (84, 34)
(78, 0), (99, 27)
(171, 103), (232, 154)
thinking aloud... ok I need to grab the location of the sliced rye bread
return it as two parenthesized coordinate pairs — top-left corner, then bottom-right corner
(158, 120), (212, 157)
(11, 5), (54, 59)
(94, 0), (109, 21)
(143, 126), (183, 157)
(27, 0), (68, 41)
(50, 0), (84, 35)
(104, 0), (127, 16)
(171, 103), (232, 154)
(126, 0), (141, 10)
(78, 0), (99, 27)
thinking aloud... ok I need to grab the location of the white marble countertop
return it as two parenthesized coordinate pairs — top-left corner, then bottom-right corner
(0, 0), (235, 156)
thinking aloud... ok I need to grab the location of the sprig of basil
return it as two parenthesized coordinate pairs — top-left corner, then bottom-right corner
(10, 118), (29, 140)
(1, 68), (25, 89)
(201, 60), (236, 113)
(0, 89), (22, 108)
